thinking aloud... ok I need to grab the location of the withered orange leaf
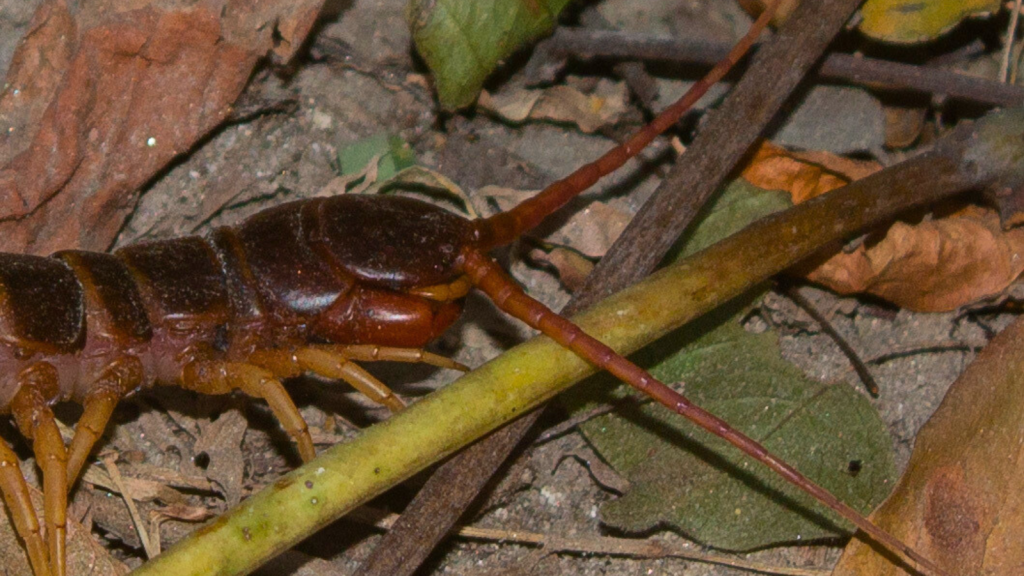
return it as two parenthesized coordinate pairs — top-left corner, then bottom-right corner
(741, 141), (880, 204)
(832, 315), (1024, 575)
(806, 207), (1024, 312)
(743, 142), (1024, 311)
(0, 0), (323, 255)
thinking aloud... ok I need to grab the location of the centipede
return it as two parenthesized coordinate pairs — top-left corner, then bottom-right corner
(0, 4), (949, 576)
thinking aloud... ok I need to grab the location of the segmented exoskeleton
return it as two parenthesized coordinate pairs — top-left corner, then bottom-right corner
(0, 4), (947, 576)
(0, 194), (480, 576)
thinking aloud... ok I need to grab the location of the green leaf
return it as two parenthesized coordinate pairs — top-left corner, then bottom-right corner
(339, 134), (415, 182)
(575, 312), (897, 549)
(406, 0), (573, 110)
(860, 0), (1000, 44)
(676, 178), (792, 259)
(567, 179), (896, 549)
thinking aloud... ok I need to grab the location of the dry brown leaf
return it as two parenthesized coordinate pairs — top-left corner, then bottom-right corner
(475, 186), (631, 258)
(0, 0), (324, 255)
(473, 185), (537, 217)
(84, 467), (186, 505)
(126, 463), (218, 493)
(0, 1), (75, 164)
(82, 462), (216, 505)
(883, 104), (927, 149)
(153, 503), (215, 523)
(194, 408), (248, 508)
(833, 315), (1024, 575)
(528, 245), (594, 293)
(477, 79), (628, 134)
(806, 207), (1024, 311)
(550, 200), (633, 258)
(742, 142), (1024, 311)
(150, 504), (216, 556)
(741, 141), (880, 204)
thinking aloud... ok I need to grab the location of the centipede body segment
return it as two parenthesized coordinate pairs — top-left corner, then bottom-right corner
(0, 197), (474, 576)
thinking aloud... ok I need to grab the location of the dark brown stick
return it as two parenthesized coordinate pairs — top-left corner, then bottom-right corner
(352, 416), (537, 576)
(541, 28), (1024, 109)
(575, 0), (864, 306)
(578, 8), (660, 113)
(356, 2), (860, 575)
(472, 3), (775, 250)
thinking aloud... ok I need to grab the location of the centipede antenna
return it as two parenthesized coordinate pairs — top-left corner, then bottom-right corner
(472, 1), (778, 250)
(460, 248), (950, 576)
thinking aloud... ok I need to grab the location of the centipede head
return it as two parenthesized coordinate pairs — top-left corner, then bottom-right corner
(233, 195), (475, 349)
(311, 194), (472, 287)
(306, 194), (475, 347)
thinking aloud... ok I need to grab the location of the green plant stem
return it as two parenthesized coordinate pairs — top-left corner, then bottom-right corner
(133, 108), (1022, 576)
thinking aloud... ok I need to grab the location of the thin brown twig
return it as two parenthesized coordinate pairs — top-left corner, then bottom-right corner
(777, 281), (880, 397)
(349, 507), (831, 576)
(859, 340), (985, 367)
(103, 455), (156, 560)
(539, 28), (1024, 109)
(1001, 0), (1023, 83)
(534, 401), (625, 444)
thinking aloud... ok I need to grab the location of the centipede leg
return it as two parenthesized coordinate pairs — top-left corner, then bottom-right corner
(249, 349), (407, 413)
(316, 345), (469, 372)
(66, 358), (144, 486)
(183, 362), (316, 463)
(11, 364), (67, 576)
(296, 349), (407, 412)
(0, 439), (50, 576)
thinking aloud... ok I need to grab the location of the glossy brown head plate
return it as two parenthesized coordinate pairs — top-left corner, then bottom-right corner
(311, 195), (473, 290)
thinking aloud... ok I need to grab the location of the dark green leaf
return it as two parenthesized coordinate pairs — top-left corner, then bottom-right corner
(677, 178), (792, 258)
(339, 134), (415, 182)
(566, 179), (896, 549)
(406, 0), (573, 110)
(576, 314), (896, 549)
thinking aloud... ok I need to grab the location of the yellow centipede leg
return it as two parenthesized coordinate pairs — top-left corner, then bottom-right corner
(249, 348), (408, 414)
(0, 439), (50, 576)
(12, 363), (67, 576)
(183, 361), (316, 463)
(66, 357), (143, 486)
(294, 348), (406, 413)
(316, 344), (469, 371)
